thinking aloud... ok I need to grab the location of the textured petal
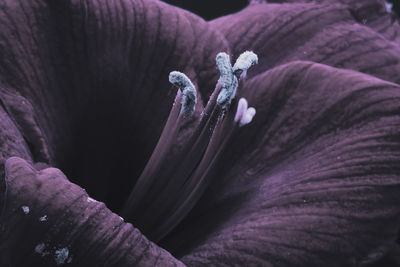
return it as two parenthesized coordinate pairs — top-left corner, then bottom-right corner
(0, 104), (34, 208)
(0, 157), (185, 267)
(268, 0), (400, 44)
(210, 2), (400, 84)
(0, 0), (228, 210)
(0, 105), (33, 172)
(363, 7), (400, 45)
(160, 61), (400, 266)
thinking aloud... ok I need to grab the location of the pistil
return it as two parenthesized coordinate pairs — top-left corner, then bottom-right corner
(120, 51), (258, 242)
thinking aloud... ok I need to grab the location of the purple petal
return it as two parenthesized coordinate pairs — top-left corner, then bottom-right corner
(0, 0), (228, 209)
(0, 105), (34, 173)
(0, 157), (184, 266)
(161, 62), (400, 266)
(210, 1), (400, 83)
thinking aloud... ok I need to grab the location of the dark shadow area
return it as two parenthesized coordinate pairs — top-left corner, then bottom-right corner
(387, 0), (400, 17)
(161, 0), (248, 20)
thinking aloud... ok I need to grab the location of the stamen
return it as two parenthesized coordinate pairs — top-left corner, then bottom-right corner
(216, 53), (238, 108)
(151, 102), (239, 239)
(169, 71), (197, 116)
(232, 51), (258, 78)
(120, 91), (183, 218)
(122, 50), (259, 242)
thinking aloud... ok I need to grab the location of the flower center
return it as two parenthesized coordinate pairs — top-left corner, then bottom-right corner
(120, 51), (258, 242)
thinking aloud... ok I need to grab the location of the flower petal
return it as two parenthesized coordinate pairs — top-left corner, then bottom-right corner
(160, 61), (400, 266)
(210, 2), (400, 84)
(0, 0), (228, 209)
(0, 105), (33, 171)
(0, 157), (185, 266)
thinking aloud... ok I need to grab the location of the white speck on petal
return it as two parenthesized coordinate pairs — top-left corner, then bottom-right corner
(35, 243), (49, 257)
(87, 197), (98, 203)
(35, 243), (45, 254)
(21, 206), (30, 214)
(386, 2), (393, 12)
(119, 216), (124, 221)
(55, 247), (70, 265)
(39, 215), (48, 222)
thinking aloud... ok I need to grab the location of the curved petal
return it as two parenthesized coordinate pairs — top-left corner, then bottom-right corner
(160, 61), (400, 266)
(210, 2), (400, 84)
(0, 104), (34, 202)
(0, 0), (229, 209)
(266, 0), (400, 44)
(0, 105), (33, 168)
(0, 157), (185, 266)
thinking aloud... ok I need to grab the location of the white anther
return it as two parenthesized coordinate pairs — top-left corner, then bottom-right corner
(39, 215), (48, 222)
(216, 51), (258, 108)
(234, 98), (248, 122)
(169, 71), (197, 116)
(234, 98), (256, 127)
(216, 52), (237, 108)
(21, 206), (30, 214)
(233, 51), (258, 78)
(240, 107), (256, 127)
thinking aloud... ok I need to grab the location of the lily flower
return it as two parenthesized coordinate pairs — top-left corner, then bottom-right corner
(0, 0), (400, 266)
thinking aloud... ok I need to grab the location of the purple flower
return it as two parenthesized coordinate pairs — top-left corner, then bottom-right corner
(1, 0), (400, 266)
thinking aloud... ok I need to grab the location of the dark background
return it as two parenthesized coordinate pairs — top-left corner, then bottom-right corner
(388, 0), (400, 17)
(161, 0), (400, 21)
(161, 0), (248, 20)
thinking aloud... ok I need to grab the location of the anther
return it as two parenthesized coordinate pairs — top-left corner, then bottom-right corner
(216, 51), (258, 109)
(232, 51), (258, 78)
(235, 98), (256, 127)
(216, 53), (238, 108)
(234, 98), (248, 122)
(241, 107), (256, 127)
(169, 71), (197, 116)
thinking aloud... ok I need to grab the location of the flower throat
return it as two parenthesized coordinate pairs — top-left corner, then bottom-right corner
(120, 51), (258, 242)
